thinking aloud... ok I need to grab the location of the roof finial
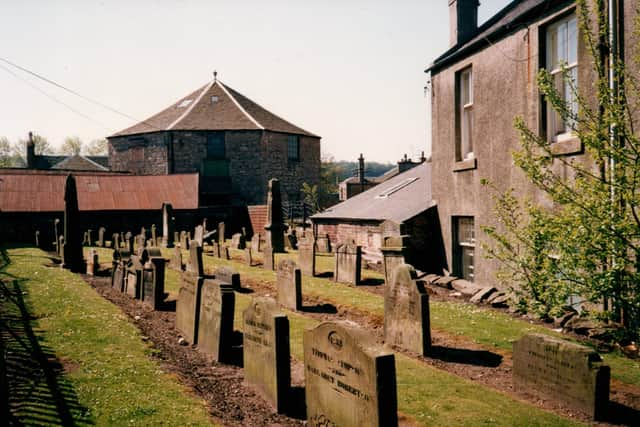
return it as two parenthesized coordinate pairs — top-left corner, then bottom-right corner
(213, 70), (217, 82)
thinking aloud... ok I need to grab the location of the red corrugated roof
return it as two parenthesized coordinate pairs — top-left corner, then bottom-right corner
(0, 173), (199, 212)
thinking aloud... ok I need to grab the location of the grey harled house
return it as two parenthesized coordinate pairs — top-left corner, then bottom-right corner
(108, 77), (321, 206)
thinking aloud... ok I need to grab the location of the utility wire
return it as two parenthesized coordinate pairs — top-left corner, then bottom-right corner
(0, 62), (111, 131)
(0, 56), (161, 131)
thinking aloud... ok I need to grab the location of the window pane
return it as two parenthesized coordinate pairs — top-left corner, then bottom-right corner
(462, 107), (473, 158)
(457, 217), (475, 244)
(207, 133), (225, 158)
(461, 69), (472, 105)
(547, 26), (558, 69)
(287, 135), (299, 160)
(558, 22), (568, 63)
(568, 17), (577, 64)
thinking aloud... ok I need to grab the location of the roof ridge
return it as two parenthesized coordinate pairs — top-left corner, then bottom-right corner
(167, 80), (215, 130)
(216, 80), (264, 130)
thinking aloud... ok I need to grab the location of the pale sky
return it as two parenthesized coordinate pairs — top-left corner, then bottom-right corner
(0, 0), (509, 163)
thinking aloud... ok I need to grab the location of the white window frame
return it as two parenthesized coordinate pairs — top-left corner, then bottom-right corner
(457, 67), (474, 161)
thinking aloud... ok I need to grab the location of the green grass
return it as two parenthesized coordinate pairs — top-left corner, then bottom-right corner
(2, 246), (214, 426)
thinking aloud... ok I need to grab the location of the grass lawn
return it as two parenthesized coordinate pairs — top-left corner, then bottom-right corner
(2, 245), (214, 426)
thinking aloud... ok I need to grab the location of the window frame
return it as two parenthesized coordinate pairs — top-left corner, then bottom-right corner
(206, 131), (226, 159)
(453, 216), (475, 282)
(455, 66), (474, 162)
(287, 134), (300, 161)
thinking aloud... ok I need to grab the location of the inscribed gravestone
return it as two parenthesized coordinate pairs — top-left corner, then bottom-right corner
(334, 243), (361, 285)
(243, 297), (290, 413)
(169, 246), (183, 271)
(86, 249), (98, 276)
(194, 225), (204, 247)
(297, 237), (316, 277)
(141, 248), (165, 310)
(304, 321), (398, 427)
(384, 264), (431, 355)
(513, 334), (610, 420)
(176, 243), (204, 344)
(264, 178), (287, 252)
(197, 279), (235, 362)
(276, 259), (302, 311)
(263, 246), (275, 270)
(214, 266), (241, 290)
(245, 248), (253, 266)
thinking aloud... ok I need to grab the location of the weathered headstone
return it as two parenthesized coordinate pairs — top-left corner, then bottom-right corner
(276, 259), (302, 311)
(211, 241), (221, 258)
(214, 266), (241, 290)
(194, 225), (204, 247)
(264, 178), (288, 252)
(231, 233), (246, 250)
(97, 227), (106, 247)
(197, 279), (235, 362)
(162, 202), (174, 248)
(315, 233), (331, 253)
(140, 248), (166, 310)
(186, 241), (204, 276)
(61, 174), (84, 272)
(176, 243), (204, 344)
(86, 229), (93, 247)
(218, 221), (225, 245)
(174, 231), (180, 247)
(180, 231), (188, 250)
(221, 245), (230, 260)
(140, 227), (147, 248)
(35, 230), (40, 248)
(297, 237), (316, 277)
(150, 224), (157, 247)
(125, 254), (145, 299)
(334, 243), (361, 285)
(169, 246), (183, 271)
(243, 297), (291, 413)
(513, 334), (610, 420)
(380, 222), (410, 286)
(125, 231), (134, 253)
(251, 233), (262, 253)
(304, 321), (398, 427)
(285, 231), (298, 250)
(86, 249), (99, 276)
(245, 247), (253, 266)
(111, 249), (130, 291)
(112, 233), (120, 249)
(263, 245), (275, 270)
(53, 218), (60, 254)
(384, 264), (431, 355)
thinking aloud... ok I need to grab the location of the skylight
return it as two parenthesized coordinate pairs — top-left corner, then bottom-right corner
(375, 177), (419, 199)
(178, 99), (193, 108)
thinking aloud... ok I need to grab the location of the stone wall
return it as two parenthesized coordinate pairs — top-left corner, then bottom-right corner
(109, 133), (168, 175)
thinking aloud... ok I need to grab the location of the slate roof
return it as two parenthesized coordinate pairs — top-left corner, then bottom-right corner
(312, 162), (433, 223)
(427, 0), (571, 74)
(0, 172), (199, 212)
(111, 79), (319, 138)
(31, 154), (109, 171)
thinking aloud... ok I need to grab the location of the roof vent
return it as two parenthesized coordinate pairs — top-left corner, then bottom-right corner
(211, 96), (219, 104)
(178, 99), (193, 108)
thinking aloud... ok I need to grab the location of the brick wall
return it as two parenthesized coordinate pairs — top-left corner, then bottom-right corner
(247, 205), (268, 237)
(315, 220), (382, 253)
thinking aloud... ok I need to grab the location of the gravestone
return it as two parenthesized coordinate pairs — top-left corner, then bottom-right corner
(169, 246), (183, 271)
(243, 297), (290, 413)
(125, 254), (145, 299)
(315, 233), (331, 253)
(194, 225), (204, 247)
(125, 232), (134, 253)
(334, 243), (361, 285)
(513, 334), (610, 420)
(245, 248), (253, 266)
(140, 227), (147, 247)
(214, 266), (241, 290)
(231, 233), (246, 250)
(151, 224), (157, 247)
(82, 231), (89, 247)
(276, 259), (302, 311)
(197, 279), (235, 362)
(174, 231), (180, 247)
(264, 179), (288, 252)
(304, 321), (398, 427)
(221, 245), (230, 260)
(86, 249), (99, 276)
(263, 246), (275, 270)
(140, 249), (166, 310)
(211, 242), (221, 258)
(53, 218), (60, 254)
(285, 231), (298, 250)
(297, 237), (316, 277)
(58, 236), (65, 258)
(384, 264), (431, 355)
(86, 229), (93, 247)
(35, 230), (40, 248)
(111, 249), (130, 292)
(180, 231), (188, 250)
(162, 202), (174, 248)
(251, 233), (262, 253)
(218, 222), (225, 245)
(97, 227), (106, 247)
(380, 222), (411, 286)
(176, 243), (204, 344)
(61, 174), (84, 272)
(112, 233), (120, 249)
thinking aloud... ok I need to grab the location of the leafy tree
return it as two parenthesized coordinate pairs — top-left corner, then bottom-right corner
(17, 133), (53, 156)
(301, 182), (320, 213)
(60, 136), (83, 155)
(482, 1), (640, 339)
(85, 138), (108, 156)
(0, 137), (15, 167)
(318, 154), (345, 209)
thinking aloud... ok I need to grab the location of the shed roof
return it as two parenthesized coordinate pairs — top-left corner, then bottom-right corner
(110, 79), (319, 138)
(312, 162), (433, 223)
(0, 172), (199, 212)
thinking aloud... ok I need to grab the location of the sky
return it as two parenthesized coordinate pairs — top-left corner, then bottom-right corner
(0, 0), (509, 163)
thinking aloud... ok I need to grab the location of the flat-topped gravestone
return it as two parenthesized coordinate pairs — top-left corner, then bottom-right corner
(194, 225), (204, 247)
(176, 271), (204, 345)
(197, 279), (235, 362)
(243, 297), (290, 413)
(141, 251), (166, 310)
(513, 333), (610, 420)
(251, 233), (262, 253)
(315, 233), (331, 253)
(86, 249), (98, 276)
(297, 237), (316, 277)
(245, 248), (253, 266)
(111, 249), (130, 291)
(276, 259), (302, 311)
(334, 243), (361, 285)
(384, 264), (431, 355)
(217, 222), (225, 245)
(263, 246), (275, 270)
(231, 233), (246, 250)
(125, 255), (144, 299)
(186, 241), (204, 276)
(214, 266), (241, 290)
(304, 321), (398, 427)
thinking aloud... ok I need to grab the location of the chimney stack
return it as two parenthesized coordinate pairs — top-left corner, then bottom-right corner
(357, 153), (365, 184)
(26, 131), (36, 169)
(449, 0), (479, 47)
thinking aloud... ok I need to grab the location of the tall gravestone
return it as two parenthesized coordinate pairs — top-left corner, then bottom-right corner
(194, 225), (204, 247)
(150, 224), (157, 247)
(384, 264), (431, 355)
(125, 232), (134, 253)
(263, 245), (275, 270)
(264, 179), (287, 253)
(180, 231), (188, 249)
(276, 259), (302, 311)
(251, 233), (262, 253)
(380, 220), (411, 285)
(86, 229), (93, 247)
(140, 248), (166, 310)
(61, 174), (84, 272)
(53, 218), (60, 254)
(297, 237), (316, 277)
(218, 222), (225, 245)
(304, 321), (398, 427)
(111, 249), (130, 292)
(176, 243), (205, 344)
(245, 248), (253, 266)
(169, 246), (183, 271)
(334, 243), (362, 285)
(243, 297), (291, 413)
(214, 266), (241, 290)
(162, 202), (174, 248)
(112, 232), (120, 249)
(197, 279), (235, 362)
(513, 334), (610, 420)
(97, 227), (106, 247)
(86, 249), (98, 275)
(315, 233), (331, 253)
(125, 253), (145, 299)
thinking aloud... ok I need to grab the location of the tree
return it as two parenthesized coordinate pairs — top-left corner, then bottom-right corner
(17, 133), (53, 155)
(318, 154), (345, 209)
(482, 1), (640, 339)
(60, 136), (83, 155)
(0, 137), (15, 167)
(85, 138), (107, 156)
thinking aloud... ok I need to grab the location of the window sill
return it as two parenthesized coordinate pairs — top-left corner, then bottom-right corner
(453, 157), (477, 172)
(550, 135), (582, 156)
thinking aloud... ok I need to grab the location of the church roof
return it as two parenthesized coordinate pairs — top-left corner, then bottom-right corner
(110, 79), (318, 138)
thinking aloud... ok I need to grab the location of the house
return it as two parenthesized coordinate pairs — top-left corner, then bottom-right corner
(107, 76), (321, 207)
(23, 132), (109, 172)
(426, 0), (636, 285)
(312, 161), (444, 273)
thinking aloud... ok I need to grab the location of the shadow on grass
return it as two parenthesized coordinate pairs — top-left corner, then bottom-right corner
(427, 345), (503, 368)
(0, 248), (93, 426)
(314, 272), (333, 279)
(358, 278), (385, 286)
(301, 303), (337, 314)
(603, 400), (640, 425)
